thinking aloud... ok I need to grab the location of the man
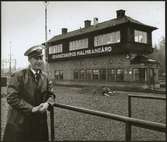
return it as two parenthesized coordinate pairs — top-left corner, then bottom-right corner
(3, 45), (55, 142)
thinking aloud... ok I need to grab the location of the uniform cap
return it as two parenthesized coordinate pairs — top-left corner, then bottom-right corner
(24, 45), (44, 58)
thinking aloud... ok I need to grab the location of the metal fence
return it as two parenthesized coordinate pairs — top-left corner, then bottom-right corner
(49, 95), (166, 142)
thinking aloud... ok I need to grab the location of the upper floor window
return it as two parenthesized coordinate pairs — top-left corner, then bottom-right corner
(69, 38), (88, 51)
(134, 30), (147, 43)
(49, 44), (63, 54)
(94, 31), (120, 47)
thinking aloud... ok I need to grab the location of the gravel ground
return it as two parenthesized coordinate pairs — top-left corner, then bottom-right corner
(1, 86), (166, 141)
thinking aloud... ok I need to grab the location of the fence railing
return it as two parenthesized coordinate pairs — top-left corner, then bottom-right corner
(50, 101), (166, 142)
(128, 94), (166, 142)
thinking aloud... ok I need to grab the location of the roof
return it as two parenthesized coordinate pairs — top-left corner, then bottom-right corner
(47, 15), (157, 43)
(130, 55), (159, 64)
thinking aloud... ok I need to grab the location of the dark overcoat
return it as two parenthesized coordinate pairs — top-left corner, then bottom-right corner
(3, 68), (53, 142)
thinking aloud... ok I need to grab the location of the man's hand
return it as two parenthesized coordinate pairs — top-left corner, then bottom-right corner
(32, 104), (43, 113)
(39, 102), (49, 113)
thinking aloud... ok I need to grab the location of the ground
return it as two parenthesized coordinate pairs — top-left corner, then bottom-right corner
(1, 86), (166, 141)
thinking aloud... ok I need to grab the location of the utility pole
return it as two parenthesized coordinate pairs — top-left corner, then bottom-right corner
(45, 1), (48, 44)
(9, 41), (12, 75)
(14, 59), (17, 71)
(44, 0), (48, 73)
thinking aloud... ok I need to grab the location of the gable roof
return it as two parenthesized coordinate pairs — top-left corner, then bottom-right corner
(47, 16), (157, 43)
(130, 55), (159, 64)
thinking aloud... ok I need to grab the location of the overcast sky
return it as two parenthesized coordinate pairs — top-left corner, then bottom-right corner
(1, 1), (165, 68)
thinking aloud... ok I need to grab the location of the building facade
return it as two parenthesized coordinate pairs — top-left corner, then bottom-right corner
(45, 9), (160, 89)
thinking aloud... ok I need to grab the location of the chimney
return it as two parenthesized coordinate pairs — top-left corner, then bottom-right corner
(62, 28), (68, 34)
(116, 9), (125, 18)
(93, 17), (98, 25)
(84, 20), (91, 28)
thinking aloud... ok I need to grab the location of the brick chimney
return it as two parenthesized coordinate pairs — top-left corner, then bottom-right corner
(84, 20), (91, 28)
(93, 17), (98, 25)
(116, 9), (126, 18)
(62, 28), (68, 34)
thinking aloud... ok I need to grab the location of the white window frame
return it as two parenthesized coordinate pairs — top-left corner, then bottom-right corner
(69, 38), (88, 51)
(49, 44), (63, 54)
(94, 31), (120, 47)
(134, 30), (147, 43)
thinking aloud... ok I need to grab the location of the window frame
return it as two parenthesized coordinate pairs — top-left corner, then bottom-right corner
(69, 38), (88, 51)
(134, 30), (147, 44)
(116, 68), (124, 81)
(94, 31), (120, 47)
(92, 69), (100, 80)
(54, 70), (64, 80)
(49, 44), (63, 54)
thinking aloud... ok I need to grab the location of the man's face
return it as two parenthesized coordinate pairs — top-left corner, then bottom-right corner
(28, 56), (44, 70)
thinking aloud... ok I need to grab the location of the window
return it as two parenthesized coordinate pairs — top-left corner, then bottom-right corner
(80, 70), (85, 80)
(49, 46), (54, 54)
(100, 69), (106, 80)
(49, 44), (63, 54)
(92, 69), (99, 80)
(94, 31), (120, 47)
(74, 70), (79, 80)
(69, 38), (88, 51)
(54, 70), (63, 80)
(116, 69), (124, 81)
(54, 71), (59, 80)
(133, 68), (145, 82)
(59, 71), (63, 80)
(86, 70), (92, 80)
(134, 30), (147, 43)
(108, 69), (116, 81)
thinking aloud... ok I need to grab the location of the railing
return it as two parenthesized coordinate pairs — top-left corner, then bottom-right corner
(127, 94), (166, 142)
(50, 101), (166, 142)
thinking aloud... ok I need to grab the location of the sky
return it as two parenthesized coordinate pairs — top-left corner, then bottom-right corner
(1, 1), (165, 68)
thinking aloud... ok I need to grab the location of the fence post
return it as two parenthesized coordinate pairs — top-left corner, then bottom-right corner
(50, 106), (55, 142)
(128, 95), (131, 118)
(127, 95), (132, 142)
(125, 122), (131, 142)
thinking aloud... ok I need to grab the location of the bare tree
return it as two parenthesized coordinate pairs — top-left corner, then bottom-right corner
(148, 36), (165, 75)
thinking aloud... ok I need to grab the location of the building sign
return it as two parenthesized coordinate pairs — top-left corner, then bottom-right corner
(51, 46), (112, 59)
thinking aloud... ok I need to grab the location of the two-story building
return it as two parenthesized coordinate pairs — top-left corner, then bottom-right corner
(45, 9), (160, 89)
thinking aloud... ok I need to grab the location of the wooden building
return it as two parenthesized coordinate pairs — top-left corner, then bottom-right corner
(45, 9), (160, 89)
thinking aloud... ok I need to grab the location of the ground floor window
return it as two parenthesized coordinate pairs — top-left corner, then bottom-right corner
(93, 69), (100, 80)
(59, 71), (63, 80)
(86, 70), (92, 80)
(100, 69), (106, 80)
(80, 70), (86, 80)
(133, 68), (145, 82)
(72, 68), (147, 82)
(54, 70), (63, 80)
(108, 69), (116, 81)
(74, 70), (79, 80)
(116, 69), (124, 81)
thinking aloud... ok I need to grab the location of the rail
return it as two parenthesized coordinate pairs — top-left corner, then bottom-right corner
(128, 94), (166, 141)
(50, 102), (166, 142)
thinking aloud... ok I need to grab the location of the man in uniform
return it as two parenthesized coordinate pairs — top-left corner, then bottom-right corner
(3, 45), (55, 142)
